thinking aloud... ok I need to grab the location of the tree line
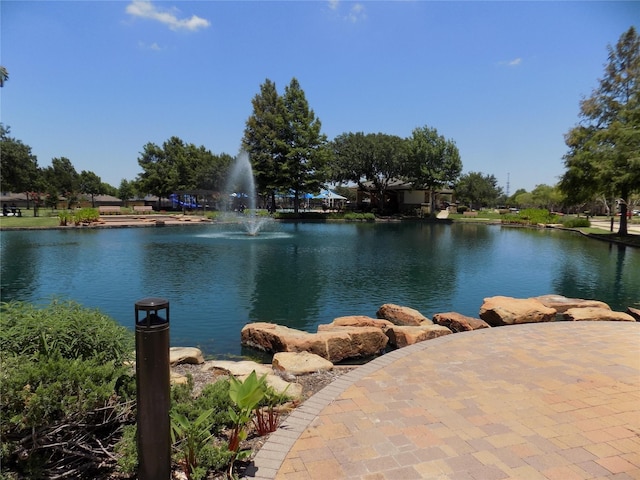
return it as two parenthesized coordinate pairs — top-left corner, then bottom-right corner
(1, 26), (638, 226)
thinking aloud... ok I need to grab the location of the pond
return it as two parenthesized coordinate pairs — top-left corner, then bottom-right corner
(1, 221), (638, 358)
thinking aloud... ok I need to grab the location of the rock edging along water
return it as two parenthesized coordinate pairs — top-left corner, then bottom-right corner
(168, 294), (636, 397)
(240, 294), (637, 362)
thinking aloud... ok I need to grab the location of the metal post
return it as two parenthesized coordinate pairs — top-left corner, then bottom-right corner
(611, 217), (614, 232)
(135, 297), (171, 480)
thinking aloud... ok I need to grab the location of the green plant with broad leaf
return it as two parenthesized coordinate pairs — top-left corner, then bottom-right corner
(170, 409), (214, 480)
(227, 371), (266, 474)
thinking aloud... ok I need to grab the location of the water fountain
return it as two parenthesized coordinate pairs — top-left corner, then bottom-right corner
(226, 151), (272, 236)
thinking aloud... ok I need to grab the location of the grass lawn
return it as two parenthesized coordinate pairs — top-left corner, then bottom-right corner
(0, 210), (60, 229)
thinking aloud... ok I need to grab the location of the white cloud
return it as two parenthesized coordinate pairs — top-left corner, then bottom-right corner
(138, 41), (163, 51)
(499, 57), (523, 67)
(328, 0), (340, 11)
(346, 3), (366, 23)
(126, 0), (210, 32)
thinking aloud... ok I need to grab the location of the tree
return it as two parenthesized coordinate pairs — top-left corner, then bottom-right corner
(243, 79), (287, 210)
(79, 170), (103, 207)
(531, 184), (563, 211)
(560, 26), (640, 235)
(0, 124), (42, 196)
(118, 179), (136, 205)
(280, 78), (329, 213)
(136, 140), (179, 207)
(243, 78), (328, 213)
(406, 126), (462, 213)
(454, 172), (503, 210)
(330, 132), (407, 212)
(42, 157), (80, 208)
(136, 137), (232, 209)
(0, 66), (8, 87)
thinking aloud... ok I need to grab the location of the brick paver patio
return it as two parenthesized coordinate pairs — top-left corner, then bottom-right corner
(245, 322), (640, 479)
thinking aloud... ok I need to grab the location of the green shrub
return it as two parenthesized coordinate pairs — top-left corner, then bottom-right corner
(73, 207), (100, 224)
(58, 210), (72, 226)
(114, 424), (138, 476)
(0, 300), (136, 477)
(341, 212), (376, 221)
(0, 299), (134, 364)
(502, 208), (559, 225)
(560, 216), (591, 228)
(171, 380), (234, 435)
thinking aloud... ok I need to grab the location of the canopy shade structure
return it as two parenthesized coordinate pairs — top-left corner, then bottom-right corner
(312, 189), (347, 200)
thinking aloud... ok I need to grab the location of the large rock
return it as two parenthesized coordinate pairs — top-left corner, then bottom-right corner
(479, 296), (556, 326)
(204, 360), (272, 377)
(169, 346), (205, 366)
(272, 352), (333, 376)
(376, 304), (431, 326)
(203, 360), (302, 398)
(241, 322), (388, 363)
(627, 307), (640, 322)
(534, 294), (611, 313)
(432, 312), (490, 332)
(563, 307), (636, 322)
(386, 324), (452, 348)
(322, 315), (394, 330)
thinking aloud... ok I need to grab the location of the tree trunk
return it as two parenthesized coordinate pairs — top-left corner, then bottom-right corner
(619, 202), (628, 235)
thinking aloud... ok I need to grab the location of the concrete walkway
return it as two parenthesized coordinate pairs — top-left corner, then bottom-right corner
(246, 322), (640, 480)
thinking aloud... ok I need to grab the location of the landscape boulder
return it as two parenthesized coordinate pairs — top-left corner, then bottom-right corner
(272, 351), (333, 376)
(386, 324), (452, 348)
(479, 296), (556, 326)
(169, 346), (205, 366)
(534, 294), (611, 313)
(322, 315), (394, 330)
(627, 307), (640, 322)
(204, 359), (302, 398)
(432, 312), (490, 332)
(376, 303), (431, 326)
(241, 322), (388, 363)
(563, 307), (636, 322)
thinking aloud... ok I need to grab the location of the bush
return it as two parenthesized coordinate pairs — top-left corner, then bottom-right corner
(73, 207), (100, 224)
(561, 217), (591, 228)
(502, 208), (559, 225)
(0, 300), (136, 478)
(0, 299), (134, 364)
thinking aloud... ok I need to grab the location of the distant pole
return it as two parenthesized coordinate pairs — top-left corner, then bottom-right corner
(506, 173), (510, 199)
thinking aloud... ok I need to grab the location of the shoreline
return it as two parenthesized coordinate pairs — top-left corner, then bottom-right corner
(2, 214), (638, 248)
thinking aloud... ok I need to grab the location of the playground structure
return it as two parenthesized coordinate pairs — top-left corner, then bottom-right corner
(169, 193), (201, 210)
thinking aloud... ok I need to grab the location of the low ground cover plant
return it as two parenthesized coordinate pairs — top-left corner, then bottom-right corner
(1, 299), (291, 479)
(0, 300), (136, 478)
(502, 208), (559, 225)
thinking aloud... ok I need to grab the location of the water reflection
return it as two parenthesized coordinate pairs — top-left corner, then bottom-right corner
(1, 223), (638, 357)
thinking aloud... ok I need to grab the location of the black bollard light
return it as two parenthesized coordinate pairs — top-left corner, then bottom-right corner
(135, 297), (171, 480)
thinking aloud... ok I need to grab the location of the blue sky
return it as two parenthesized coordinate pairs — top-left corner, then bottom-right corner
(1, 1), (638, 193)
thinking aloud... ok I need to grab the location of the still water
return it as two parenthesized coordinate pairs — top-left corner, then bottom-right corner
(1, 222), (638, 358)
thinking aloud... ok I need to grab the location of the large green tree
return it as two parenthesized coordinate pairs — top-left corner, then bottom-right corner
(42, 157), (80, 208)
(136, 136), (231, 208)
(406, 126), (462, 212)
(0, 125), (42, 196)
(454, 172), (503, 210)
(243, 78), (328, 213)
(560, 26), (640, 235)
(281, 78), (329, 213)
(330, 132), (407, 212)
(243, 79), (286, 210)
(78, 170), (104, 207)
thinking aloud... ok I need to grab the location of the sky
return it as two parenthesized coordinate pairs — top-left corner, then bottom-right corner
(1, 1), (638, 194)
